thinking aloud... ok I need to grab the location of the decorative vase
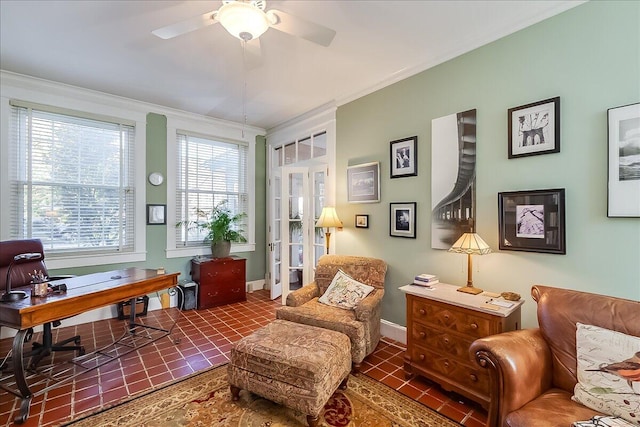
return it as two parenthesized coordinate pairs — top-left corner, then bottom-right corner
(211, 240), (231, 258)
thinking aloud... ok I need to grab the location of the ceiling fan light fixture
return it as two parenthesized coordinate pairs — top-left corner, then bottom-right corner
(217, 1), (270, 41)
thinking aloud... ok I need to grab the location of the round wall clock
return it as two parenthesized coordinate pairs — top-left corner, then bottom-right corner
(148, 172), (164, 186)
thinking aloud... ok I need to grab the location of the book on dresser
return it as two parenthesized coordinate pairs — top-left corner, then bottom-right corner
(413, 274), (439, 287)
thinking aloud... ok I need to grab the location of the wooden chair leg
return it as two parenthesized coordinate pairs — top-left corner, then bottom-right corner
(339, 376), (348, 390)
(351, 362), (360, 374)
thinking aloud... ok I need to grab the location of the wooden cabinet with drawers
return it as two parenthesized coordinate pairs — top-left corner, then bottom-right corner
(191, 256), (246, 309)
(400, 283), (523, 409)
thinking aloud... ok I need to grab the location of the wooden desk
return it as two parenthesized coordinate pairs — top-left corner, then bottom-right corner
(0, 268), (179, 424)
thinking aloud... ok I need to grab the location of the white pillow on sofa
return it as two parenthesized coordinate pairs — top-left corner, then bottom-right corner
(318, 269), (374, 310)
(572, 323), (640, 424)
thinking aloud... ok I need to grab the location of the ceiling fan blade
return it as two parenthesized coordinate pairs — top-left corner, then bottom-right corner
(267, 9), (336, 47)
(244, 38), (263, 70)
(152, 10), (218, 40)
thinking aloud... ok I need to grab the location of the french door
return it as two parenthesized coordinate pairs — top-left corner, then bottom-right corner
(268, 165), (326, 302)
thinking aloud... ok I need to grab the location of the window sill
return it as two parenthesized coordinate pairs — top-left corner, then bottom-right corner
(166, 243), (255, 259)
(45, 251), (146, 269)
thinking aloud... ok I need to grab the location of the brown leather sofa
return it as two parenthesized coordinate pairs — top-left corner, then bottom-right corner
(469, 285), (640, 427)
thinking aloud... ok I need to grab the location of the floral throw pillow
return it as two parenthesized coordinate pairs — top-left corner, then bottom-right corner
(318, 269), (374, 310)
(572, 323), (640, 425)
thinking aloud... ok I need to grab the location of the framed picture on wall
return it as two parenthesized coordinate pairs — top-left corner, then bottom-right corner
(390, 136), (417, 178)
(498, 189), (566, 254)
(147, 204), (166, 225)
(508, 97), (560, 158)
(607, 102), (640, 217)
(347, 162), (380, 203)
(355, 214), (369, 228)
(390, 202), (416, 238)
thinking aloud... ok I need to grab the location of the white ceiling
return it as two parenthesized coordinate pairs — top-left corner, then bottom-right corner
(0, 1), (582, 131)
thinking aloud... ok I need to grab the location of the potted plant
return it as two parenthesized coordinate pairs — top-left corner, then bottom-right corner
(178, 201), (247, 258)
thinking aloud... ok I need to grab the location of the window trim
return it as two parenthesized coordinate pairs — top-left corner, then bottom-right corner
(0, 72), (147, 269)
(165, 114), (257, 259)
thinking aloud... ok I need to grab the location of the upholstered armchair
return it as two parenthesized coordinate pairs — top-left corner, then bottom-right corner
(469, 285), (640, 427)
(275, 254), (387, 372)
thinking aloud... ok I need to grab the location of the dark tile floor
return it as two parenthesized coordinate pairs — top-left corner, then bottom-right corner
(0, 290), (487, 426)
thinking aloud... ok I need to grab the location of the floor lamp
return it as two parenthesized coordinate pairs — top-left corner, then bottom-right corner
(316, 207), (343, 254)
(448, 233), (491, 295)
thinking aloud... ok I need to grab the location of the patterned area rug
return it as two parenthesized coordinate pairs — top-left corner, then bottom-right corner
(65, 364), (460, 427)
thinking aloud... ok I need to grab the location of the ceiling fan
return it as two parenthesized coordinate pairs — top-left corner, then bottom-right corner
(152, 0), (336, 46)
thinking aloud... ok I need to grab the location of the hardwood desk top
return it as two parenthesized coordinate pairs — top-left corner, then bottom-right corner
(0, 268), (179, 330)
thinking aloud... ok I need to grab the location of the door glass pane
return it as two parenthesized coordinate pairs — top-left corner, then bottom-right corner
(275, 242), (281, 262)
(273, 146), (282, 168)
(298, 137), (312, 161)
(313, 132), (327, 158)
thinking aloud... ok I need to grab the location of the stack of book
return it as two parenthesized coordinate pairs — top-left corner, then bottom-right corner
(413, 274), (439, 287)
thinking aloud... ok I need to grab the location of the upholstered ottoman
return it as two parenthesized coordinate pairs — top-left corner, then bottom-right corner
(228, 319), (351, 427)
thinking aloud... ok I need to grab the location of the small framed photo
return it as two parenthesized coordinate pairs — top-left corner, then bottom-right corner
(607, 102), (640, 217)
(347, 162), (380, 203)
(508, 97), (560, 158)
(355, 214), (369, 228)
(147, 204), (166, 225)
(498, 189), (566, 254)
(390, 202), (416, 238)
(390, 136), (417, 178)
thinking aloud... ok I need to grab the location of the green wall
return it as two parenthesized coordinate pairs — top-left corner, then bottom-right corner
(336, 1), (640, 328)
(53, 113), (267, 287)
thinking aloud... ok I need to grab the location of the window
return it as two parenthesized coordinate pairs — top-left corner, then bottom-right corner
(175, 132), (248, 246)
(8, 101), (136, 257)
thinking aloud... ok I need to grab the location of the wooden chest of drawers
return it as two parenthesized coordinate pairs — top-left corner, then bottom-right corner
(400, 283), (522, 409)
(191, 256), (246, 309)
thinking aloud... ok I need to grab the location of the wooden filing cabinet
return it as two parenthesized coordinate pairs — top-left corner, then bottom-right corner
(191, 256), (246, 309)
(399, 283), (523, 409)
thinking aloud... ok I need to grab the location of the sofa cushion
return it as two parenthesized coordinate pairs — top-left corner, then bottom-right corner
(318, 269), (374, 310)
(572, 323), (640, 424)
(505, 388), (600, 427)
(314, 255), (386, 294)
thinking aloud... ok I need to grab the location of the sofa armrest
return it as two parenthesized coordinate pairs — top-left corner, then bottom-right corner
(354, 289), (384, 321)
(285, 282), (320, 307)
(470, 328), (553, 427)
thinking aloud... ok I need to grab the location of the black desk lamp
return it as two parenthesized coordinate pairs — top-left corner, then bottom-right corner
(1, 252), (43, 302)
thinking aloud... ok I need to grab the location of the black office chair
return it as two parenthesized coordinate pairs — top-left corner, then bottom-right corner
(0, 239), (84, 369)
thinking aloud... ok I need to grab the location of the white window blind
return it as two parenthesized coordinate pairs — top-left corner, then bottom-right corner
(8, 102), (136, 255)
(175, 132), (248, 246)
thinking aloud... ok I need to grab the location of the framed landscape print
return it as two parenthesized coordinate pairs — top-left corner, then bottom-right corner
(347, 162), (380, 203)
(390, 136), (417, 178)
(498, 189), (566, 254)
(607, 102), (640, 217)
(508, 97), (560, 158)
(390, 202), (416, 238)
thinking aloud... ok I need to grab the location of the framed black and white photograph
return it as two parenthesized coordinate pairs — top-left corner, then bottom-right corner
(508, 97), (560, 159)
(498, 189), (565, 254)
(355, 214), (369, 228)
(390, 136), (417, 178)
(608, 102), (640, 217)
(390, 202), (416, 238)
(347, 162), (380, 203)
(147, 204), (166, 225)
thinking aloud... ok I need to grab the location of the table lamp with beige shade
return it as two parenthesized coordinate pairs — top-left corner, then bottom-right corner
(448, 232), (492, 294)
(315, 207), (343, 254)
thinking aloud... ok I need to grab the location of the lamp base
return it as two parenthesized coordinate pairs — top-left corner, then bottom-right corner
(456, 286), (483, 295)
(0, 290), (28, 302)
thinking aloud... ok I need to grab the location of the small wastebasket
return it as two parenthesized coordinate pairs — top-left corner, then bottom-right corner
(117, 295), (149, 320)
(178, 282), (197, 310)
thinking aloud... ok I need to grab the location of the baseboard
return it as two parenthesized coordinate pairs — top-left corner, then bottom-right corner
(247, 279), (265, 293)
(380, 319), (406, 345)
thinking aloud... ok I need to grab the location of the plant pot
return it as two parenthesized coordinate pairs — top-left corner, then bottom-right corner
(211, 240), (231, 258)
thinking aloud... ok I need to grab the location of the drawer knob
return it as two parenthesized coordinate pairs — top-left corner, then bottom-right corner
(444, 314), (450, 320)
(419, 354), (425, 361)
(470, 374), (478, 382)
(443, 337), (450, 345)
(419, 309), (426, 315)
(419, 331), (426, 339)
(470, 323), (478, 330)
(444, 361), (450, 368)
